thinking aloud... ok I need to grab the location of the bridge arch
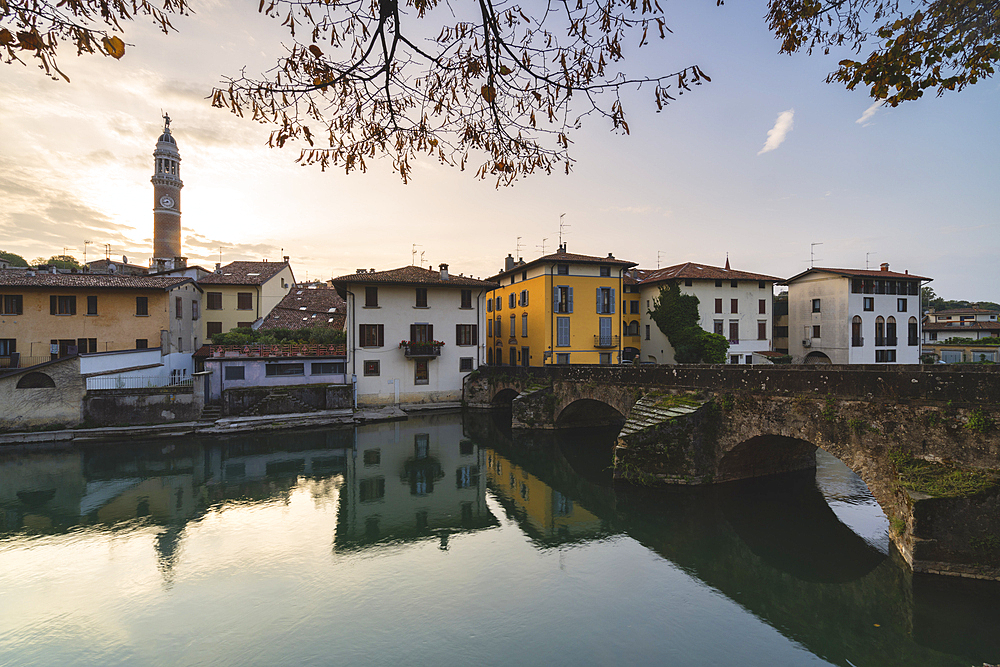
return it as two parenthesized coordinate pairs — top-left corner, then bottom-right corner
(555, 398), (626, 428)
(491, 388), (520, 407)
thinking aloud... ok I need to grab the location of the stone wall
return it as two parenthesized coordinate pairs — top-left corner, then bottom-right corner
(224, 383), (352, 416)
(84, 386), (200, 426)
(0, 357), (84, 430)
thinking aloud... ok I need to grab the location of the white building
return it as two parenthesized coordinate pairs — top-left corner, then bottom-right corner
(332, 264), (495, 406)
(782, 264), (930, 364)
(923, 307), (1000, 343)
(635, 261), (782, 365)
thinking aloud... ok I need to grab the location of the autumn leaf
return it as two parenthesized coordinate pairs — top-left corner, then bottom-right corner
(308, 44), (323, 58)
(102, 35), (125, 59)
(0, 29), (14, 46)
(481, 84), (496, 103)
(17, 31), (43, 50)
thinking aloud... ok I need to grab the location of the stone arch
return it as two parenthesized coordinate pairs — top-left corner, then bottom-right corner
(16, 372), (56, 388)
(717, 435), (817, 483)
(491, 388), (520, 407)
(805, 351), (832, 365)
(555, 398), (625, 428)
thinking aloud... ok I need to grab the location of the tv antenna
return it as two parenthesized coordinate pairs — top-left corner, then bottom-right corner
(104, 243), (111, 260)
(866, 251), (876, 270)
(537, 238), (548, 255)
(83, 240), (91, 264)
(412, 243), (422, 266)
(657, 251), (665, 269)
(558, 214), (570, 248)
(810, 242), (823, 268)
(420, 251), (425, 267)
(515, 236), (523, 261)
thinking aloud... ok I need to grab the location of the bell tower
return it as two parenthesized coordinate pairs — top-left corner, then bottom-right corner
(151, 113), (183, 265)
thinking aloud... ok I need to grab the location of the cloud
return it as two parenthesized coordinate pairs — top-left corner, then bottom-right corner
(856, 101), (883, 126)
(757, 109), (795, 155)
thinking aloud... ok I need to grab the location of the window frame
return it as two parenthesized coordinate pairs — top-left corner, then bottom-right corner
(359, 324), (385, 348)
(363, 360), (380, 376)
(206, 292), (223, 310)
(364, 285), (378, 308)
(236, 292), (253, 310)
(135, 296), (148, 317)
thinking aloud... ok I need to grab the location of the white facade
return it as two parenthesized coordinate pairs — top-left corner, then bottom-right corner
(785, 267), (925, 364)
(637, 276), (776, 365)
(923, 309), (1000, 343)
(336, 269), (492, 406)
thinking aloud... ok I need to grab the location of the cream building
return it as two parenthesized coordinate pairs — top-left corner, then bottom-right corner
(198, 260), (295, 340)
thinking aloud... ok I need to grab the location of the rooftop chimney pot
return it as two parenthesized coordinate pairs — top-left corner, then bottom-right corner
(439, 263), (449, 280)
(880, 262), (890, 272)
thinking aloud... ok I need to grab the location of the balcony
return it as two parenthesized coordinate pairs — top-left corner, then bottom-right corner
(593, 335), (619, 348)
(852, 336), (864, 347)
(401, 342), (443, 358)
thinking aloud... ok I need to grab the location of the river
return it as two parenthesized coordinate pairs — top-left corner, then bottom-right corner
(1, 410), (997, 666)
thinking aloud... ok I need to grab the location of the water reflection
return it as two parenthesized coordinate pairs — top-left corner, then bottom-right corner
(0, 411), (997, 667)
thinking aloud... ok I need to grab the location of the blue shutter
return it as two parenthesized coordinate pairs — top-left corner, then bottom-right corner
(596, 288), (601, 313)
(568, 287), (573, 313)
(611, 288), (615, 314)
(553, 286), (559, 312)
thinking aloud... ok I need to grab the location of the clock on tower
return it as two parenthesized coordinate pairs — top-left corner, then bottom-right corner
(151, 113), (183, 261)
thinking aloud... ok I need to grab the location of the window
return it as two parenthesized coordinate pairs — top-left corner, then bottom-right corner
(0, 339), (15, 356)
(414, 359), (429, 385)
(509, 314), (516, 337)
(596, 287), (615, 314)
(714, 298), (723, 314)
(898, 298), (908, 312)
(311, 362), (346, 374)
(237, 292), (252, 310)
(509, 347), (517, 366)
(520, 289), (529, 307)
(224, 365), (245, 380)
(713, 320), (724, 336)
(50, 295), (76, 315)
(522, 270), (527, 281)
(461, 289), (472, 309)
(238, 322), (253, 329)
(730, 280), (738, 288)
(684, 279), (693, 287)
(1, 295), (22, 315)
(177, 337), (184, 352)
(487, 298), (492, 312)
(929, 331), (937, 341)
(852, 316), (863, 347)
(77, 338), (97, 353)
(875, 316), (885, 346)
(456, 324), (477, 346)
(206, 292), (222, 310)
(758, 299), (766, 315)
(627, 320), (639, 336)
(511, 276), (516, 285)
(600, 266), (611, 277)
(359, 477), (385, 501)
(556, 353), (570, 365)
(136, 339), (148, 349)
(415, 288), (428, 307)
(135, 296), (148, 316)
(811, 299), (821, 313)
(359, 324), (385, 347)
(554, 285), (573, 313)
(364, 360), (380, 376)
(812, 325), (821, 339)
(459, 357), (474, 372)
(715, 280), (723, 288)
(886, 316), (897, 346)
(630, 300), (639, 314)
(488, 319), (493, 337)
(556, 317), (570, 346)
(908, 317), (919, 346)
(599, 352), (612, 365)
(730, 354), (740, 365)
(875, 349), (897, 363)
(730, 298), (738, 314)
(852, 278), (863, 294)
(758, 281), (766, 289)
(863, 297), (874, 311)
(496, 295), (502, 311)
(758, 321), (767, 340)
(192, 300), (199, 320)
(730, 321), (740, 343)
(365, 286), (378, 307)
(557, 264), (569, 275)
(364, 449), (381, 465)
(645, 325), (650, 340)
(509, 293), (516, 309)
(176, 296), (183, 318)
(522, 313), (528, 337)
(410, 323), (433, 342)
(496, 317), (502, 338)
(207, 322), (223, 337)
(266, 363), (304, 376)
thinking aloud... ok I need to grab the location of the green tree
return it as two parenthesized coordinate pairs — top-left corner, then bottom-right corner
(648, 282), (729, 364)
(0, 250), (28, 267)
(768, 0), (998, 106)
(38, 254), (83, 270)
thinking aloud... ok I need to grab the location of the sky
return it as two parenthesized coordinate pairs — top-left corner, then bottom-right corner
(1, 0), (997, 300)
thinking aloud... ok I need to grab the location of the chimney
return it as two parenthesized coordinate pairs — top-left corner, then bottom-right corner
(607, 253), (614, 259)
(505, 254), (516, 271)
(356, 269), (366, 274)
(215, 262), (222, 273)
(370, 268), (375, 273)
(558, 243), (566, 253)
(283, 255), (289, 263)
(174, 256), (188, 269)
(880, 262), (890, 272)
(439, 263), (449, 280)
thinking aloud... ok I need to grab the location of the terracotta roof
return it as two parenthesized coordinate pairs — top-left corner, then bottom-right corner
(636, 262), (782, 284)
(924, 322), (1000, 331)
(783, 267), (931, 284)
(86, 259), (149, 274)
(194, 343), (346, 359)
(332, 265), (496, 288)
(490, 249), (636, 281)
(0, 270), (193, 290)
(199, 261), (291, 285)
(259, 289), (346, 331)
(259, 310), (346, 331)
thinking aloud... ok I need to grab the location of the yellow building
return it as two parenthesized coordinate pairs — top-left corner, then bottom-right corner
(198, 260), (294, 341)
(0, 270), (201, 365)
(485, 245), (636, 366)
(622, 272), (642, 362)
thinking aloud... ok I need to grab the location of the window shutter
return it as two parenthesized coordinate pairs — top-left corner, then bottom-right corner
(596, 288), (601, 313)
(611, 289), (615, 314)
(428, 324), (433, 341)
(568, 287), (573, 313)
(410, 324), (416, 342)
(553, 286), (559, 311)
(472, 325), (478, 343)
(456, 324), (461, 345)
(487, 299), (492, 312)
(378, 325), (384, 347)
(50, 295), (57, 315)
(69, 297), (76, 315)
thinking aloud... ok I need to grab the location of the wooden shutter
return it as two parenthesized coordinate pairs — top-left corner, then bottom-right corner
(428, 324), (433, 341)
(69, 296), (76, 315)
(377, 325), (384, 347)
(410, 324), (416, 342)
(472, 325), (478, 344)
(50, 295), (57, 314)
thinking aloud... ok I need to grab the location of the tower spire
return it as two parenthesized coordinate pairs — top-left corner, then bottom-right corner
(151, 113), (184, 270)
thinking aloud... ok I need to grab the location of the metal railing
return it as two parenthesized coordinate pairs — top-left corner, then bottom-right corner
(0, 355), (56, 369)
(86, 375), (194, 390)
(593, 335), (619, 348)
(402, 343), (443, 358)
(852, 336), (864, 347)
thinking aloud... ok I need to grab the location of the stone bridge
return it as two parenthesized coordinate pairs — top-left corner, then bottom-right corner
(463, 364), (1000, 580)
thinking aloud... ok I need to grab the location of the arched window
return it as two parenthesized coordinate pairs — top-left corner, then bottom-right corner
(487, 347), (493, 365)
(16, 372), (55, 388)
(886, 316), (897, 346)
(627, 320), (640, 336)
(875, 316), (885, 347)
(851, 316), (862, 347)
(908, 317), (919, 346)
